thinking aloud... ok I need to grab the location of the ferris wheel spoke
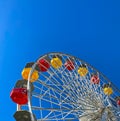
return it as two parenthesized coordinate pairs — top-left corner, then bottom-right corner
(37, 78), (80, 106)
(76, 80), (99, 107)
(37, 78), (66, 97)
(38, 70), (79, 104)
(60, 66), (81, 97)
(85, 76), (101, 100)
(36, 79), (97, 109)
(79, 112), (101, 121)
(33, 85), (78, 109)
(49, 69), (79, 102)
(37, 118), (78, 121)
(30, 105), (98, 112)
(48, 89), (62, 121)
(65, 56), (87, 92)
(44, 109), (79, 119)
(80, 76), (101, 105)
(48, 56), (98, 108)
(40, 72), (61, 86)
(58, 72), (93, 107)
(42, 110), (79, 120)
(76, 60), (101, 101)
(73, 73), (98, 102)
(19, 52), (120, 121)
(42, 111), (53, 120)
(50, 88), (76, 114)
(36, 97), (73, 110)
(33, 90), (97, 110)
(48, 55), (80, 96)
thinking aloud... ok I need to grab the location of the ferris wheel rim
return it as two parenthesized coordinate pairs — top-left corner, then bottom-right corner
(29, 52), (120, 93)
(27, 52), (120, 121)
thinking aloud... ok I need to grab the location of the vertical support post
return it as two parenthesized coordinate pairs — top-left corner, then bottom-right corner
(17, 104), (21, 111)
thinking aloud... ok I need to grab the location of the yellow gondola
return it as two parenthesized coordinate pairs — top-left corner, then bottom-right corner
(51, 56), (62, 69)
(78, 64), (88, 77)
(21, 62), (39, 82)
(103, 84), (113, 95)
(103, 87), (113, 95)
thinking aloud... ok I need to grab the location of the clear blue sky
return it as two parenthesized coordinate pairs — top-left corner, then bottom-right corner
(0, 0), (120, 120)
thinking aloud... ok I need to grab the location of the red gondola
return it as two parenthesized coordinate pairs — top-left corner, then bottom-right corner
(65, 60), (75, 71)
(10, 88), (28, 105)
(91, 74), (100, 84)
(117, 99), (120, 105)
(37, 58), (50, 72)
(115, 96), (120, 106)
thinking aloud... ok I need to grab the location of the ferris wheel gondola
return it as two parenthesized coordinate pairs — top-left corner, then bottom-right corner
(10, 52), (120, 121)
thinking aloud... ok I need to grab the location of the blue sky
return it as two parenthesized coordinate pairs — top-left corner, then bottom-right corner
(0, 0), (120, 120)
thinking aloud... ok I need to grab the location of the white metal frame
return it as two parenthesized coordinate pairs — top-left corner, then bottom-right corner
(26, 52), (120, 121)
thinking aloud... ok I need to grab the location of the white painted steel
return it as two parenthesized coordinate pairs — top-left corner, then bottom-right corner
(26, 52), (120, 121)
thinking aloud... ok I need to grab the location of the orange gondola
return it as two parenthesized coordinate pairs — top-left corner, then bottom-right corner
(21, 62), (39, 82)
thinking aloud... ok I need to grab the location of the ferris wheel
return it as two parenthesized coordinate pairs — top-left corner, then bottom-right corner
(10, 52), (120, 121)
